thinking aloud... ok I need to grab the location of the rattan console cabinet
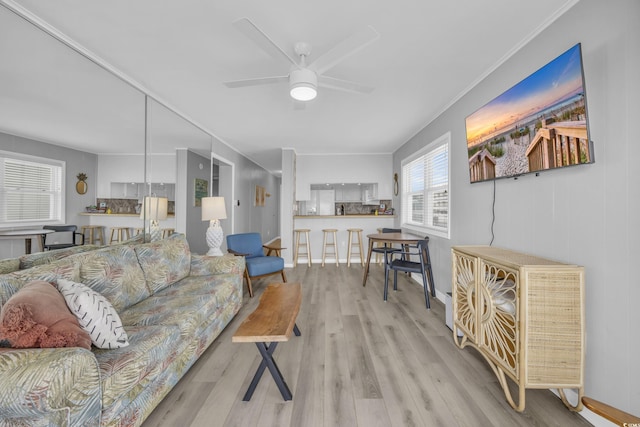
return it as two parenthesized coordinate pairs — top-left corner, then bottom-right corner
(451, 246), (584, 412)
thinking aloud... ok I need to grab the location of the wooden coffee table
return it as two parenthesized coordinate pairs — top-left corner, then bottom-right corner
(232, 282), (302, 401)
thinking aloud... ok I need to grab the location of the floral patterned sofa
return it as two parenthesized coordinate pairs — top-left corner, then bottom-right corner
(0, 233), (244, 426)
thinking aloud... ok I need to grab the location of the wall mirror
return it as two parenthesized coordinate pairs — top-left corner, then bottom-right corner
(0, 3), (147, 253)
(0, 3), (215, 255)
(147, 98), (212, 253)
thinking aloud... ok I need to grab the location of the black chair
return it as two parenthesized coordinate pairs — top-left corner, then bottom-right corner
(371, 228), (403, 265)
(42, 225), (85, 251)
(384, 239), (435, 309)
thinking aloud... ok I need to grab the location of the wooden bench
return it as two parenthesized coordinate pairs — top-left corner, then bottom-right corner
(232, 282), (302, 401)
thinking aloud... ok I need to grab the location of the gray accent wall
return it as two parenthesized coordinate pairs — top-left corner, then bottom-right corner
(393, 0), (639, 418)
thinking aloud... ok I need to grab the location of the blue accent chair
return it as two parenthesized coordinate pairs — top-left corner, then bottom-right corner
(226, 232), (287, 297)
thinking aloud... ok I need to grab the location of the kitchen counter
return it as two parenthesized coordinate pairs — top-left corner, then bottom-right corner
(293, 214), (396, 265)
(77, 213), (176, 237)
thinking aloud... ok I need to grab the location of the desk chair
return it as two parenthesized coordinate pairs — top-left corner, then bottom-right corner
(43, 225), (85, 251)
(384, 239), (434, 309)
(227, 232), (287, 298)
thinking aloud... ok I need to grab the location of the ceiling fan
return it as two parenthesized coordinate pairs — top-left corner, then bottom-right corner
(224, 18), (380, 102)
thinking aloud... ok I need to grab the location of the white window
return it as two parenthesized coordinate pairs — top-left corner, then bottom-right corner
(0, 151), (65, 227)
(401, 132), (450, 239)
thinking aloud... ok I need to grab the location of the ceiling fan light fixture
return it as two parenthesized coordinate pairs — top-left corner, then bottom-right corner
(289, 68), (318, 101)
(290, 83), (317, 101)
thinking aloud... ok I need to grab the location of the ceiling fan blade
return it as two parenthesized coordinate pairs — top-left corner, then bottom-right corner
(224, 76), (289, 88)
(233, 17), (298, 67)
(318, 75), (374, 94)
(310, 26), (380, 75)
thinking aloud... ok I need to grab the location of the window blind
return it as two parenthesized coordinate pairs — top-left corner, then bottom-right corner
(401, 133), (450, 238)
(0, 153), (63, 225)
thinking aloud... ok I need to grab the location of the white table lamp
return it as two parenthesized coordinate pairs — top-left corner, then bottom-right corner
(202, 197), (227, 256)
(140, 196), (168, 242)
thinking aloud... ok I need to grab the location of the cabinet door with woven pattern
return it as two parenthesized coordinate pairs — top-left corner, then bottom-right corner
(478, 260), (519, 378)
(452, 250), (477, 340)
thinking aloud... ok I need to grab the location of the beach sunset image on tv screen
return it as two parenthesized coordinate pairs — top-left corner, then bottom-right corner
(465, 43), (593, 183)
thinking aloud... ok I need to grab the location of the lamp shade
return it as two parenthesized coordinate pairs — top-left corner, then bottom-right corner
(201, 197), (227, 221)
(140, 196), (168, 221)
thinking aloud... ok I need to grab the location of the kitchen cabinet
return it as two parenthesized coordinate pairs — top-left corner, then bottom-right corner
(451, 246), (584, 412)
(305, 182), (386, 205)
(110, 182), (175, 201)
(110, 182), (139, 198)
(346, 185), (362, 201)
(335, 184), (362, 202)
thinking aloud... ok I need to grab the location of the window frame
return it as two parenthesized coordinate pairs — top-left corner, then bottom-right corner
(400, 132), (451, 239)
(0, 150), (66, 228)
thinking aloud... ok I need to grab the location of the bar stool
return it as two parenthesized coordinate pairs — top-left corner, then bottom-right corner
(321, 228), (339, 267)
(346, 228), (364, 267)
(109, 227), (131, 244)
(80, 225), (105, 245)
(293, 229), (312, 267)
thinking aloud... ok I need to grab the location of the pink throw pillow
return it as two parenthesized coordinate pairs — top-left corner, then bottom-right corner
(0, 280), (91, 349)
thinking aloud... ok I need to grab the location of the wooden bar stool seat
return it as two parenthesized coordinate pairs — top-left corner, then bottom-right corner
(109, 227), (131, 244)
(80, 225), (105, 245)
(293, 229), (312, 267)
(347, 228), (364, 267)
(321, 228), (339, 267)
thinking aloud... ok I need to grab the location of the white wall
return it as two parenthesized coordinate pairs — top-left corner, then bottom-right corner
(393, 0), (639, 419)
(296, 153), (393, 200)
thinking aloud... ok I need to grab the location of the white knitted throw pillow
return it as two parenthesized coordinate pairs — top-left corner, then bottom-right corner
(56, 278), (129, 349)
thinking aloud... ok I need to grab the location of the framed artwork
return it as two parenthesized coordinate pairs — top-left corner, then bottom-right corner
(255, 185), (266, 207)
(194, 178), (208, 207)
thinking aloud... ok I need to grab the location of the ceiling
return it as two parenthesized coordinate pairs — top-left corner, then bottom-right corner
(0, 0), (579, 175)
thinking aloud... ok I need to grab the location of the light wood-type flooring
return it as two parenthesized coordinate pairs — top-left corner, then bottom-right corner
(142, 263), (592, 427)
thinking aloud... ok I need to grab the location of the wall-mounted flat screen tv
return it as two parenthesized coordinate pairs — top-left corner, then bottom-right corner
(465, 43), (593, 183)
